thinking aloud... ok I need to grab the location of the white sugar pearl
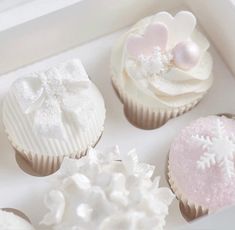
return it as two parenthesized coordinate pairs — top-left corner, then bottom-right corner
(173, 41), (200, 70)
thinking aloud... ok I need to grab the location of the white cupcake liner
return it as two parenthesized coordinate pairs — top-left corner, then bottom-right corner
(6, 124), (103, 176)
(10, 131), (103, 176)
(112, 78), (202, 129)
(167, 159), (208, 220)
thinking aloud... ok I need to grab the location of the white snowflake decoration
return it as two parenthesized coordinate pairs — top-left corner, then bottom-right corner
(138, 46), (173, 79)
(192, 118), (235, 178)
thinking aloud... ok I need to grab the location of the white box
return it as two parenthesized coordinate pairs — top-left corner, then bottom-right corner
(0, 0), (235, 229)
(0, 0), (235, 76)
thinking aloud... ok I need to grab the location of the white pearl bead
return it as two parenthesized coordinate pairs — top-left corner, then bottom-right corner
(173, 41), (200, 70)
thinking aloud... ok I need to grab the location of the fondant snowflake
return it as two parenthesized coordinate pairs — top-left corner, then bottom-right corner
(192, 118), (235, 178)
(138, 47), (173, 78)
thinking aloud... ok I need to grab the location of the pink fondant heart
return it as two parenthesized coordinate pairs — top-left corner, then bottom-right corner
(126, 23), (168, 58)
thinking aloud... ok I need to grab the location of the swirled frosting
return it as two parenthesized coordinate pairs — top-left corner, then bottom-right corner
(41, 147), (174, 230)
(0, 210), (35, 230)
(111, 11), (213, 108)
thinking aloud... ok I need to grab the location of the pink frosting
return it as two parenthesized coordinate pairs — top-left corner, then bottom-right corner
(169, 115), (235, 213)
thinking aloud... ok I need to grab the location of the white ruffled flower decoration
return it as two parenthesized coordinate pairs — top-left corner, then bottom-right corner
(13, 59), (93, 139)
(41, 146), (174, 230)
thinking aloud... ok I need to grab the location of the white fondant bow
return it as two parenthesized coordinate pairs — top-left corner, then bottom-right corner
(13, 59), (92, 139)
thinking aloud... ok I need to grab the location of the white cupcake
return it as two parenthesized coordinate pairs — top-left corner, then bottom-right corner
(3, 59), (106, 175)
(41, 146), (174, 230)
(111, 11), (213, 129)
(0, 209), (35, 230)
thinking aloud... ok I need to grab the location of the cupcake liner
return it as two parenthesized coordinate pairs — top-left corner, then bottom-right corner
(112, 78), (202, 129)
(167, 159), (208, 220)
(11, 131), (103, 176)
(6, 123), (103, 176)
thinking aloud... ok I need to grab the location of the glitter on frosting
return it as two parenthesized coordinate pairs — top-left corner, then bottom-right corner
(12, 59), (93, 139)
(169, 115), (235, 213)
(41, 146), (174, 230)
(192, 118), (235, 179)
(137, 47), (173, 78)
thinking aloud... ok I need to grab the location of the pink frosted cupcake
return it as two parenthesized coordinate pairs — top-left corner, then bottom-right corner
(168, 115), (235, 220)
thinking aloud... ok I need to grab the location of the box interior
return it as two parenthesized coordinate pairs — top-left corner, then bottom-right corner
(0, 0), (235, 229)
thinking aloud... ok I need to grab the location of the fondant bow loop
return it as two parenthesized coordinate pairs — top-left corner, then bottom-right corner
(13, 60), (91, 139)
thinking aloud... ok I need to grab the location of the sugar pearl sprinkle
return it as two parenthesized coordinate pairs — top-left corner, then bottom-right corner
(137, 41), (200, 79)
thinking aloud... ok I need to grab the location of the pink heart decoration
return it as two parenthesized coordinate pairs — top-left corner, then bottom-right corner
(126, 23), (168, 58)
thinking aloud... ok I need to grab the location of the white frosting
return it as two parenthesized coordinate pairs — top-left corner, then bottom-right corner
(3, 59), (106, 156)
(111, 11), (213, 108)
(41, 147), (174, 230)
(0, 210), (34, 230)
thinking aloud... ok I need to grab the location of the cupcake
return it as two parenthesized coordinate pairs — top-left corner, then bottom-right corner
(41, 146), (174, 230)
(0, 209), (35, 230)
(3, 59), (106, 176)
(168, 115), (235, 220)
(111, 11), (213, 129)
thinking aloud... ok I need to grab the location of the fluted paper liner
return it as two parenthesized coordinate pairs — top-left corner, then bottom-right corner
(112, 78), (202, 129)
(167, 159), (208, 220)
(6, 126), (103, 177)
